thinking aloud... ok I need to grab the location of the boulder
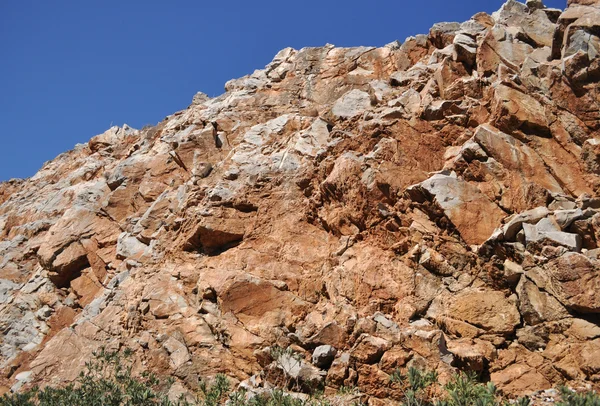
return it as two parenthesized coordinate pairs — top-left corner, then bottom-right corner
(331, 90), (372, 118)
(544, 253), (600, 313)
(350, 334), (390, 364)
(429, 22), (461, 49)
(567, 318), (600, 340)
(446, 338), (497, 371)
(502, 207), (551, 241)
(453, 33), (478, 67)
(326, 352), (351, 386)
(427, 288), (521, 335)
(409, 173), (506, 245)
(516, 277), (570, 325)
(522, 223), (582, 252)
(492, 85), (549, 137)
(312, 345), (337, 368)
(116, 232), (150, 260)
(163, 336), (191, 369)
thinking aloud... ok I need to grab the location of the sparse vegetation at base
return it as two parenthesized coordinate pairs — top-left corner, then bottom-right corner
(2, 351), (600, 406)
(556, 386), (600, 406)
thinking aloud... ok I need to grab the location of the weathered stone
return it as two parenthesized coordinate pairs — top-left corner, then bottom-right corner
(116, 232), (150, 260)
(544, 253), (600, 313)
(523, 223), (582, 251)
(331, 90), (372, 118)
(350, 334), (390, 364)
(516, 277), (570, 325)
(409, 173), (505, 245)
(419, 248), (456, 276)
(2, 0), (600, 400)
(491, 363), (552, 396)
(312, 345), (337, 368)
(326, 352), (350, 386)
(163, 336), (191, 369)
(582, 138), (600, 174)
(567, 318), (600, 340)
(183, 208), (253, 253)
(492, 85), (549, 136)
(275, 352), (325, 389)
(453, 33), (478, 67)
(502, 207), (551, 241)
(429, 22), (461, 49)
(503, 260), (524, 284)
(427, 289), (521, 335)
(446, 338), (496, 371)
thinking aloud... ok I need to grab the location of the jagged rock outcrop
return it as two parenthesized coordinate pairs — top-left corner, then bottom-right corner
(1, 0), (600, 402)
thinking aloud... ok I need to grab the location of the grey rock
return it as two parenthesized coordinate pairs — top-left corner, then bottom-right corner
(312, 345), (337, 368)
(0, 279), (20, 304)
(453, 33), (478, 66)
(565, 30), (600, 60)
(15, 370), (33, 382)
(373, 312), (397, 330)
(503, 207), (550, 241)
(459, 20), (487, 37)
(277, 353), (325, 387)
(163, 337), (191, 369)
(294, 118), (331, 157)
(549, 194), (578, 210)
(331, 90), (372, 118)
(192, 161), (212, 179)
(429, 22), (461, 48)
(35, 306), (53, 321)
(523, 223), (582, 251)
(116, 232), (150, 260)
(191, 92), (210, 105)
(459, 140), (488, 162)
(385, 40), (402, 50)
(554, 209), (585, 230)
(536, 217), (561, 233)
(493, 0), (529, 22)
(422, 100), (465, 121)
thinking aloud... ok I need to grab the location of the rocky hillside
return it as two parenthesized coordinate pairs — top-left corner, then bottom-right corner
(1, 0), (600, 403)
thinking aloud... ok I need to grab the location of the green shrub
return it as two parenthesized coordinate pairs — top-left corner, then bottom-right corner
(3, 353), (599, 406)
(0, 348), (185, 406)
(557, 386), (600, 406)
(436, 372), (498, 406)
(389, 367), (438, 406)
(199, 374), (230, 406)
(227, 387), (330, 406)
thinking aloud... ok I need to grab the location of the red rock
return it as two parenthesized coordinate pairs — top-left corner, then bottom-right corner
(2, 0), (600, 400)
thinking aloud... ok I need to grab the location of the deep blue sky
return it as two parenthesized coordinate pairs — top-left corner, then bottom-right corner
(0, 0), (565, 181)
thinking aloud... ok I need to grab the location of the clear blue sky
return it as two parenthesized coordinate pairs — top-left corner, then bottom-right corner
(0, 0), (565, 181)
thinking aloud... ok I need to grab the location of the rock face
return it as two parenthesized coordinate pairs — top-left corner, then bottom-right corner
(1, 0), (600, 402)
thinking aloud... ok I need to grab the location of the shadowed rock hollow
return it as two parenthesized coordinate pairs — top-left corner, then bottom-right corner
(1, 0), (600, 402)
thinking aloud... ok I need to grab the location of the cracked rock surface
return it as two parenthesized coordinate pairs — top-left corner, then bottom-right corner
(1, 0), (600, 402)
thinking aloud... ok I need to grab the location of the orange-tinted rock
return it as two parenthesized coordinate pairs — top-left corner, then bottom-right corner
(544, 253), (600, 313)
(409, 173), (506, 245)
(491, 85), (549, 137)
(427, 289), (520, 335)
(3, 0), (600, 400)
